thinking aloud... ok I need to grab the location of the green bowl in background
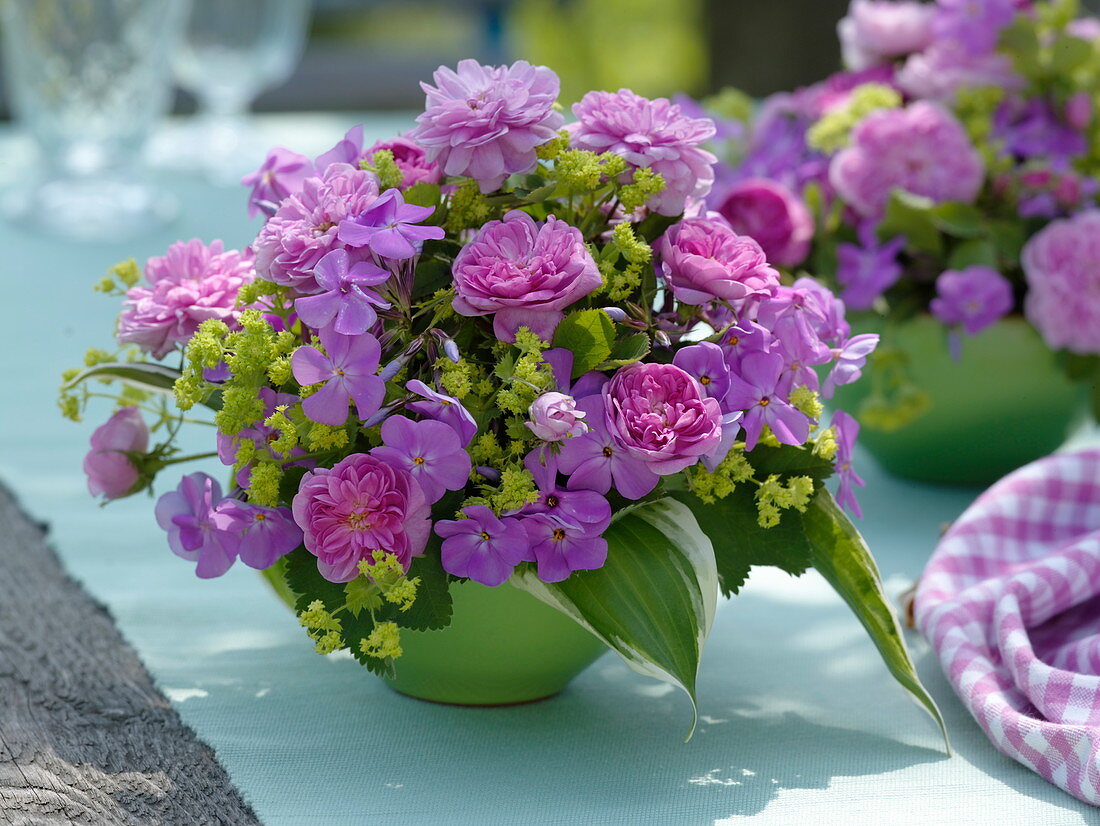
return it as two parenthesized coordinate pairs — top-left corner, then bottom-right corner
(832, 314), (1087, 487)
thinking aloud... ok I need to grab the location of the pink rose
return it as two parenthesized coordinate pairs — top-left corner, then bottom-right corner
(451, 210), (601, 342)
(604, 362), (723, 475)
(292, 453), (431, 582)
(715, 179), (814, 268)
(83, 407), (148, 499)
(838, 0), (935, 71)
(526, 392), (588, 441)
(656, 216), (780, 305)
(1022, 210), (1100, 354)
(364, 135), (442, 189)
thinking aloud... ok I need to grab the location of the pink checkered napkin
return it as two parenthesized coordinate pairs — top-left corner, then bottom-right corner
(915, 449), (1100, 806)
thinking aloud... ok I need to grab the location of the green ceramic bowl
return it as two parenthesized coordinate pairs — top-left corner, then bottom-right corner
(832, 315), (1086, 487)
(263, 562), (608, 706)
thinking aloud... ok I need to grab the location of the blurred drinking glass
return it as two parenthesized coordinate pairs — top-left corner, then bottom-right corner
(170, 0), (311, 181)
(0, 0), (186, 240)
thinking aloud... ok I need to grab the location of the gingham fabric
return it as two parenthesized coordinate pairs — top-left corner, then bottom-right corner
(915, 449), (1100, 806)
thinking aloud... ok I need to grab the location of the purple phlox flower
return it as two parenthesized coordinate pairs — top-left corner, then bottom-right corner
(701, 412), (745, 473)
(519, 450), (612, 535)
(754, 284), (834, 351)
(993, 97), (1088, 168)
(932, 0), (1017, 55)
(203, 362), (232, 384)
(930, 266), (1014, 358)
(791, 276), (851, 344)
(526, 392), (588, 442)
(718, 320), (772, 373)
(371, 415), (471, 504)
(724, 350), (811, 450)
(836, 223), (906, 311)
(773, 316), (832, 394)
(673, 342), (732, 402)
(409, 59), (564, 193)
(213, 500), (302, 570)
(241, 147), (315, 218)
(405, 379), (478, 446)
(436, 505), (531, 586)
(823, 333), (880, 398)
(216, 387), (313, 486)
(519, 512), (609, 583)
(293, 248), (390, 335)
(831, 409), (866, 518)
(338, 188), (445, 260)
(315, 125), (364, 172)
(154, 473), (238, 579)
(291, 328), (384, 426)
(729, 92), (829, 194)
(556, 394), (660, 500)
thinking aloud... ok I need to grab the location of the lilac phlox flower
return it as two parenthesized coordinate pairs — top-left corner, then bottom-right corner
(836, 223), (906, 311)
(823, 333), (880, 398)
(772, 316), (832, 394)
(337, 188), (445, 260)
(241, 147), (315, 218)
(932, 0), (1017, 55)
(405, 379), (478, 446)
(213, 500), (302, 570)
(293, 248), (390, 335)
(154, 473), (238, 579)
(673, 342), (732, 402)
(754, 284), (835, 350)
(930, 266), (1013, 358)
(519, 512), (609, 583)
(216, 387), (313, 486)
(556, 394), (660, 500)
(519, 451), (611, 535)
(315, 125), (364, 172)
(724, 351), (811, 450)
(435, 505), (531, 586)
(410, 60), (564, 193)
(791, 276), (851, 344)
(718, 320), (772, 373)
(291, 328), (384, 426)
(831, 410), (866, 518)
(993, 97), (1088, 168)
(371, 415), (472, 504)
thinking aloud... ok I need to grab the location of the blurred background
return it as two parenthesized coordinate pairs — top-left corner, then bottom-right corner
(0, 0), (864, 121)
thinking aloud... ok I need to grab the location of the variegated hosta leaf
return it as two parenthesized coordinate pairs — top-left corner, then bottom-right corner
(512, 497), (717, 739)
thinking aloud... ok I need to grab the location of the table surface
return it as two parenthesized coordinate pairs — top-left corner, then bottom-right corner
(1, 115), (1096, 826)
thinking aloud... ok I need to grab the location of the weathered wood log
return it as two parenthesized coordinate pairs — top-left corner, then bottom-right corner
(0, 485), (261, 825)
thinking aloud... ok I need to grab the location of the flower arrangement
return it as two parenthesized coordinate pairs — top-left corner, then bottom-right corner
(61, 59), (943, 738)
(697, 0), (1100, 435)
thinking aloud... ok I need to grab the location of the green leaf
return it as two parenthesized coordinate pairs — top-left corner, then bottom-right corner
(398, 540), (453, 631)
(930, 203), (987, 239)
(512, 497), (717, 738)
(552, 309), (617, 376)
(802, 488), (950, 752)
(879, 190), (942, 256)
(412, 258), (453, 302)
(747, 443), (835, 482)
(1050, 34), (1093, 74)
(595, 332), (651, 371)
(62, 361), (182, 395)
(671, 487), (812, 597)
(989, 220), (1026, 267)
(947, 237), (998, 270)
(404, 182), (442, 209)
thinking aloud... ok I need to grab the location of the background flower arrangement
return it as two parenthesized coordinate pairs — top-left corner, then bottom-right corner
(62, 59), (943, 738)
(695, 0), (1100, 448)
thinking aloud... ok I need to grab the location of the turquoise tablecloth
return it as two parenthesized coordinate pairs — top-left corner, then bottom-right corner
(1, 115), (1096, 825)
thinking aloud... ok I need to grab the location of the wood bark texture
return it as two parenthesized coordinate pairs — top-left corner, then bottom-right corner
(0, 485), (261, 825)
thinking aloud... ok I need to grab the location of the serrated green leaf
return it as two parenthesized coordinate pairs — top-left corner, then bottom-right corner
(595, 332), (651, 371)
(404, 182), (442, 209)
(398, 540), (453, 631)
(672, 487), (812, 597)
(947, 237), (998, 270)
(931, 202), (987, 238)
(552, 309), (617, 376)
(802, 488), (949, 752)
(344, 577), (382, 617)
(512, 497), (717, 739)
(879, 190), (942, 255)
